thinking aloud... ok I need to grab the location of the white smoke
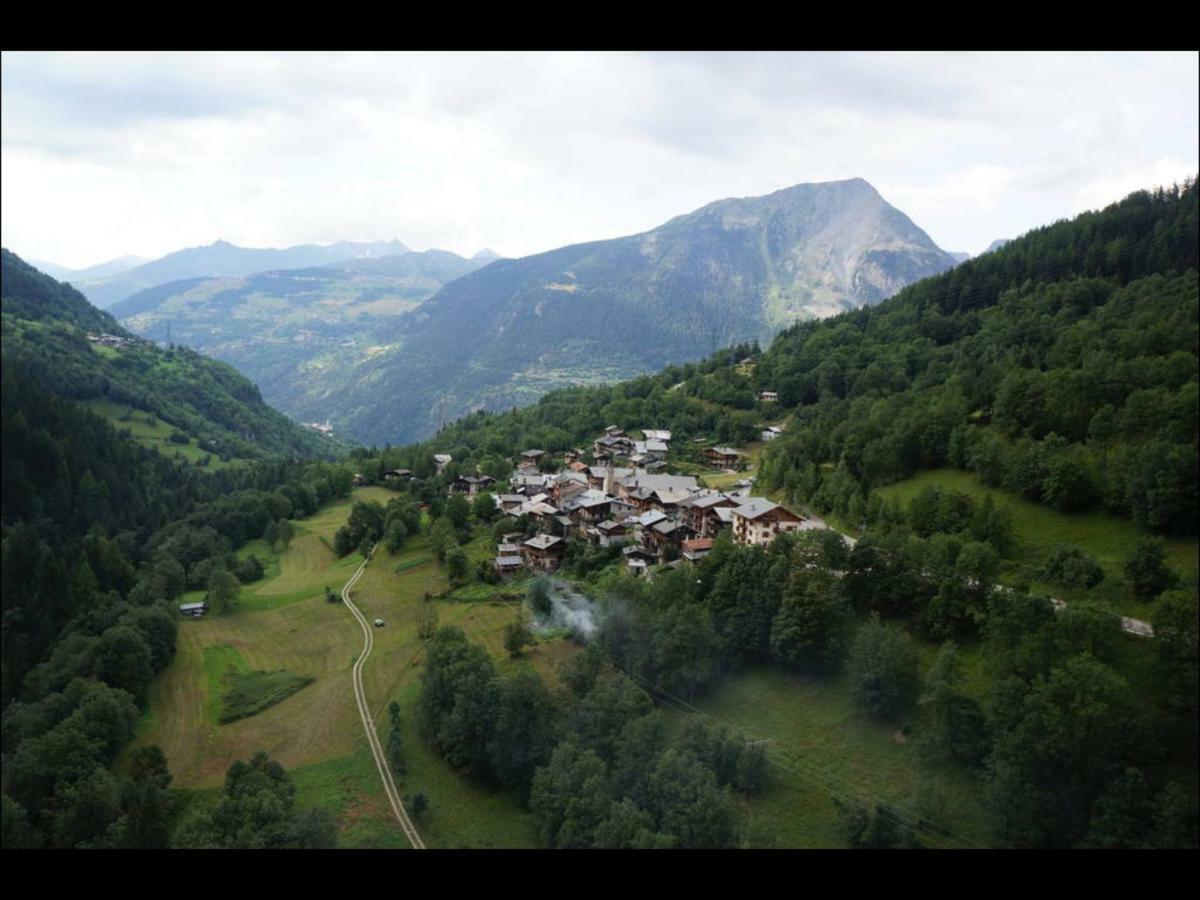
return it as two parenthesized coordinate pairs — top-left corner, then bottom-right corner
(534, 578), (600, 641)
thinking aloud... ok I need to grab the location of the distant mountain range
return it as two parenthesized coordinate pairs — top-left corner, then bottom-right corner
(314, 177), (961, 444)
(110, 250), (493, 420)
(29, 254), (149, 284)
(68, 239), (413, 309)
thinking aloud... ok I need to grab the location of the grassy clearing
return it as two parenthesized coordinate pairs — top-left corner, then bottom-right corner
(875, 468), (1198, 614)
(669, 665), (991, 849)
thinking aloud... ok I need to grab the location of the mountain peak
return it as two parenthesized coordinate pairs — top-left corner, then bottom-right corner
(473, 247), (502, 261)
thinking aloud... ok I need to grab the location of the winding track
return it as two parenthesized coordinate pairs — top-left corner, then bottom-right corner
(341, 545), (426, 849)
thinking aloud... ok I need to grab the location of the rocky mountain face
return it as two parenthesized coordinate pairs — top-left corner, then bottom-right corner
(321, 178), (960, 445)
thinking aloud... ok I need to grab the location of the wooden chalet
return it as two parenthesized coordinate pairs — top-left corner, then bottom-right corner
(383, 468), (413, 481)
(731, 498), (805, 546)
(523, 533), (565, 572)
(704, 446), (740, 468)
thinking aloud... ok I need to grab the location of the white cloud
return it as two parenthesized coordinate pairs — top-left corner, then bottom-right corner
(2, 50), (1197, 268)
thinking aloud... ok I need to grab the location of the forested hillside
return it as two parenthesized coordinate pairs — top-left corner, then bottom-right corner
(1, 250), (345, 463)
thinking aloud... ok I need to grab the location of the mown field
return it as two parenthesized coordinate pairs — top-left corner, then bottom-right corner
(874, 468), (1199, 616)
(132, 486), (562, 848)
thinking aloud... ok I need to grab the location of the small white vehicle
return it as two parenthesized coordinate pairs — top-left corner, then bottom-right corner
(374, 619), (385, 627)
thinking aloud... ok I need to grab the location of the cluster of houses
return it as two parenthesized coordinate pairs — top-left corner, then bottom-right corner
(489, 426), (813, 578)
(86, 332), (138, 349)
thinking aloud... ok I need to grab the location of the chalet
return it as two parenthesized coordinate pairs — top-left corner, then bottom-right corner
(563, 490), (613, 526)
(643, 429), (672, 443)
(521, 449), (547, 464)
(623, 545), (657, 577)
(605, 426), (627, 437)
(681, 491), (740, 537)
(179, 601), (208, 618)
(553, 515), (575, 537)
(433, 454), (452, 474)
(704, 447), (740, 468)
(550, 471), (589, 503)
(647, 518), (688, 556)
(496, 494), (526, 513)
(494, 554), (524, 576)
(681, 538), (714, 563)
(568, 460), (590, 473)
(497, 542), (523, 556)
(352, 473), (367, 486)
(383, 468), (413, 481)
(511, 473), (551, 495)
(759, 391), (778, 404)
(595, 519), (630, 547)
(450, 474), (496, 496)
(523, 533), (565, 572)
(594, 434), (634, 457)
(761, 426), (784, 442)
(731, 498), (805, 547)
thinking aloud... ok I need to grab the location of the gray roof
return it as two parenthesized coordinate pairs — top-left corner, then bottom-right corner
(733, 497), (802, 521)
(495, 555), (524, 566)
(524, 534), (564, 551)
(619, 473), (699, 494)
(708, 446), (739, 456)
(497, 543), (521, 554)
(179, 602), (207, 612)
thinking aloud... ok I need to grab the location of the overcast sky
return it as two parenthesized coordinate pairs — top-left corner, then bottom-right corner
(2, 51), (1197, 269)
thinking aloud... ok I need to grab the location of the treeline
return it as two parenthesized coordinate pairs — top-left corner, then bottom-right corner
(418, 627), (766, 848)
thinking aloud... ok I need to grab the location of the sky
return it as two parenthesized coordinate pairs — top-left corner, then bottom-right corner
(2, 50), (1197, 270)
